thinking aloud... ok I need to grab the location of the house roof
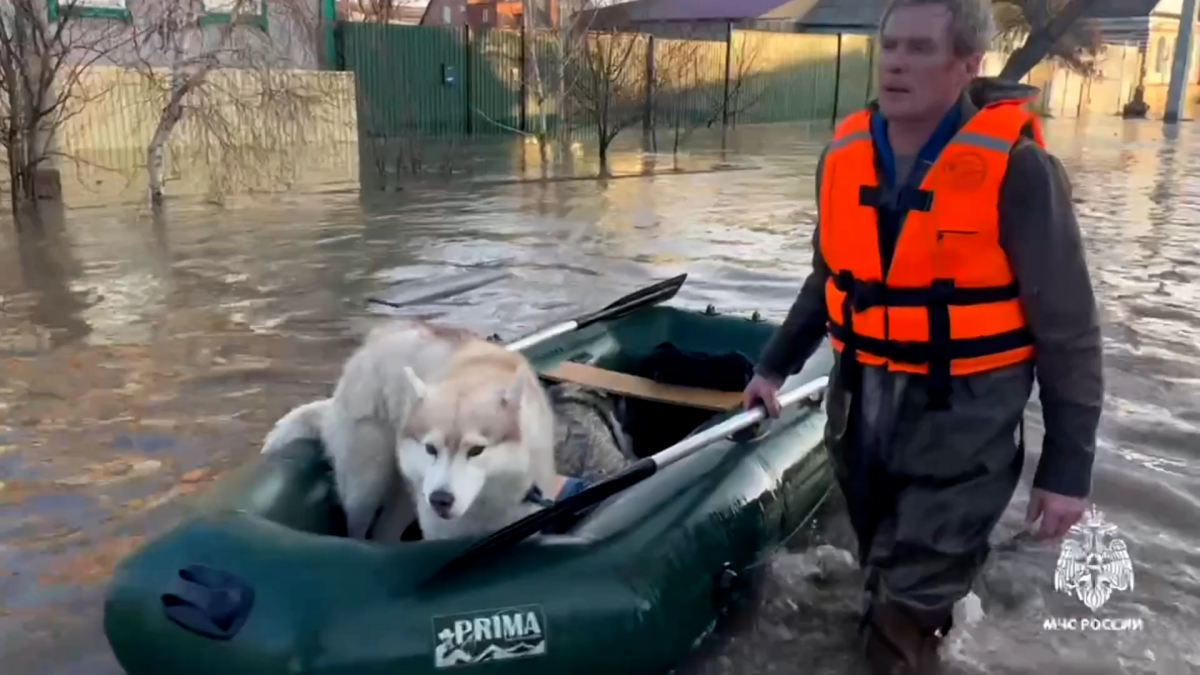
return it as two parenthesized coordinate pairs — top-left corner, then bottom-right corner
(585, 0), (1171, 32)
(584, 0), (885, 26)
(770, 0), (887, 27)
(1082, 0), (1161, 18)
(589, 0), (794, 22)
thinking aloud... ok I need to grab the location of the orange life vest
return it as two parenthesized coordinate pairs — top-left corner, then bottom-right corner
(819, 99), (1042, 408)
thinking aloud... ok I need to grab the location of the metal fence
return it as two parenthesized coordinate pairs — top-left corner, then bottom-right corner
(336, 23), (879, 144)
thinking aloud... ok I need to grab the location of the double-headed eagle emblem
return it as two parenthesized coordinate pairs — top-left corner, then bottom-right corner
(1053, 505), (1135, 611)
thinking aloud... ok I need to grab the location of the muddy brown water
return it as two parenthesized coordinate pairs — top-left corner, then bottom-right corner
(1, 119), (1198, 674)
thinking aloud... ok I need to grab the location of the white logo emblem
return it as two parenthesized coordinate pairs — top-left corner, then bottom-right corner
(1053, 505), (1135, 611)
(433, 605), (546, 669)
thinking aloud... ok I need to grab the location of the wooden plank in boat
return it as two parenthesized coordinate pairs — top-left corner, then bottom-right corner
(540, 361), (743, 412)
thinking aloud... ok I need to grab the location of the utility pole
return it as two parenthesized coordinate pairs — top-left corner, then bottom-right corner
(1164, 0), (1199, 123)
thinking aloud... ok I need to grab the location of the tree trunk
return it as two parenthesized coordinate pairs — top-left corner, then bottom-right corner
(555, 22), (571, 160)
(147, 61), (213, 204)
(523, 1), (551, 164)
(146, 123), (174, 205)
(5, 2), (37, 218)
(999, 0), (1103, 82)
(147, 10), (209, 205)
(147, 82), (191, 205)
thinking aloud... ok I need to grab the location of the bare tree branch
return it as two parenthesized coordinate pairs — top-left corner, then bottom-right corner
(563, 30), (648, 169)
(129, 0), (337, 205)
(652, 33), (763, 159)
(994, 0), (1104, 80)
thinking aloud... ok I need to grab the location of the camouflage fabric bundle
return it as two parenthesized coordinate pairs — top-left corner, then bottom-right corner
(545, 383), (635, 481)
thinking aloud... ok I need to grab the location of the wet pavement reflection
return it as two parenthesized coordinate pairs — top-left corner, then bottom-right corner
(1, 118), (1198, 674)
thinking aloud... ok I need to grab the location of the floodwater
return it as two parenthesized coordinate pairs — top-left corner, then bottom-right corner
(1, 117), (1199, 675)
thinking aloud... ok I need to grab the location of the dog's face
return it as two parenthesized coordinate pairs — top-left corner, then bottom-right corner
(397, 367), (533, 522)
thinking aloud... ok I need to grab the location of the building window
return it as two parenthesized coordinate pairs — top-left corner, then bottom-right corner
(1156, 36), (1169, 73)
(482, 8), (489, 23)
(202, 0), (265, 13)
(443, 5), (452, 23)
(47, 0), (133, 20)
(198, 0), (267, 29)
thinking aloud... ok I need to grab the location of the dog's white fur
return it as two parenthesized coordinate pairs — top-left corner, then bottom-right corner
(398, 339), (557, 540)
(261, 319), (477, 540)
(261, 319), (558, 542)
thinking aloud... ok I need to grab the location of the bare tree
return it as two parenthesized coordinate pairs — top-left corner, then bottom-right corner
(516, 0), (609, 165)
(993, 0), (1104, 81)
(132, 0), (334, 205)
(565, 30), (647, 169)
(0, 0), (135, 224)
(651, 34), (762, 164)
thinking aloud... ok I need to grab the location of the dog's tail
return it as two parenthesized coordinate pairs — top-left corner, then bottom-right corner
(261, 399), (331, 454)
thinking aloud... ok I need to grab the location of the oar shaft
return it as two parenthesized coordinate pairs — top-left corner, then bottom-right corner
(502, 274), (687, 353)
(653, 376), (829, 470)
(504, 321), (579, 352)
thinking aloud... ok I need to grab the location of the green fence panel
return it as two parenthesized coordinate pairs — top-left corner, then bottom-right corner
(341, 23), (469, 138)
(471, 28), (524, 135)
(336, 23), (881, 146)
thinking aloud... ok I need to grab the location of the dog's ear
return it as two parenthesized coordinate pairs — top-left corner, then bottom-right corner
(500, 371), (527, 408)
(404, 367), (428, 400)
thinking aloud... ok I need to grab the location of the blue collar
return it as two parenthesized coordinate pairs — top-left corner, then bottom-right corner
(870, 104), (963, 188)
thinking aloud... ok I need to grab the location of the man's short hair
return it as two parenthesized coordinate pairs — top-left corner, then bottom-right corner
(880, 0), (995, 57)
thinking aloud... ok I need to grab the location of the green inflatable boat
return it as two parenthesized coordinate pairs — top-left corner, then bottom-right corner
(103, 274), (835, 675)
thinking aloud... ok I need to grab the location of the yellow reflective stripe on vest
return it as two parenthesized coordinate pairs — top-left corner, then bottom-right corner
(951, 131), (1017, 154)
(829, 130), (871, 151)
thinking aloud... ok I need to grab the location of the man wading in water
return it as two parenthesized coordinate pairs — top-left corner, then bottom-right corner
(743, 0), (1103, 672)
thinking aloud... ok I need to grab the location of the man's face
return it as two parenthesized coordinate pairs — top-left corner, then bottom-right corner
(877, 4), (982, 122)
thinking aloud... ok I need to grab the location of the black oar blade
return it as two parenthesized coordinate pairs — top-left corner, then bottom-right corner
(575, 273), (687, 328)
(422, 459), (657, 587)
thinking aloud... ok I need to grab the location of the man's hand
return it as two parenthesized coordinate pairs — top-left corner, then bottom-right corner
(743, 373), (783, 418)
(1025, 487), (1087, 541)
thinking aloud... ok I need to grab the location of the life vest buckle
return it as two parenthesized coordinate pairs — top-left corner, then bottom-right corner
(929, 279), (956, 301)
(858, 185), (934, 213)
(834, 271), (887, 312)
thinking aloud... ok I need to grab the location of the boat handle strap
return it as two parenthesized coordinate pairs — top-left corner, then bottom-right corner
(161, 564), (256, 641)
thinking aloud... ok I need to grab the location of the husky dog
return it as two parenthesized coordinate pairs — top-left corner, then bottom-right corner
(397, 338), (564, 540)
(261, 319), (478, 540)
(263, 320), (636, 542)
